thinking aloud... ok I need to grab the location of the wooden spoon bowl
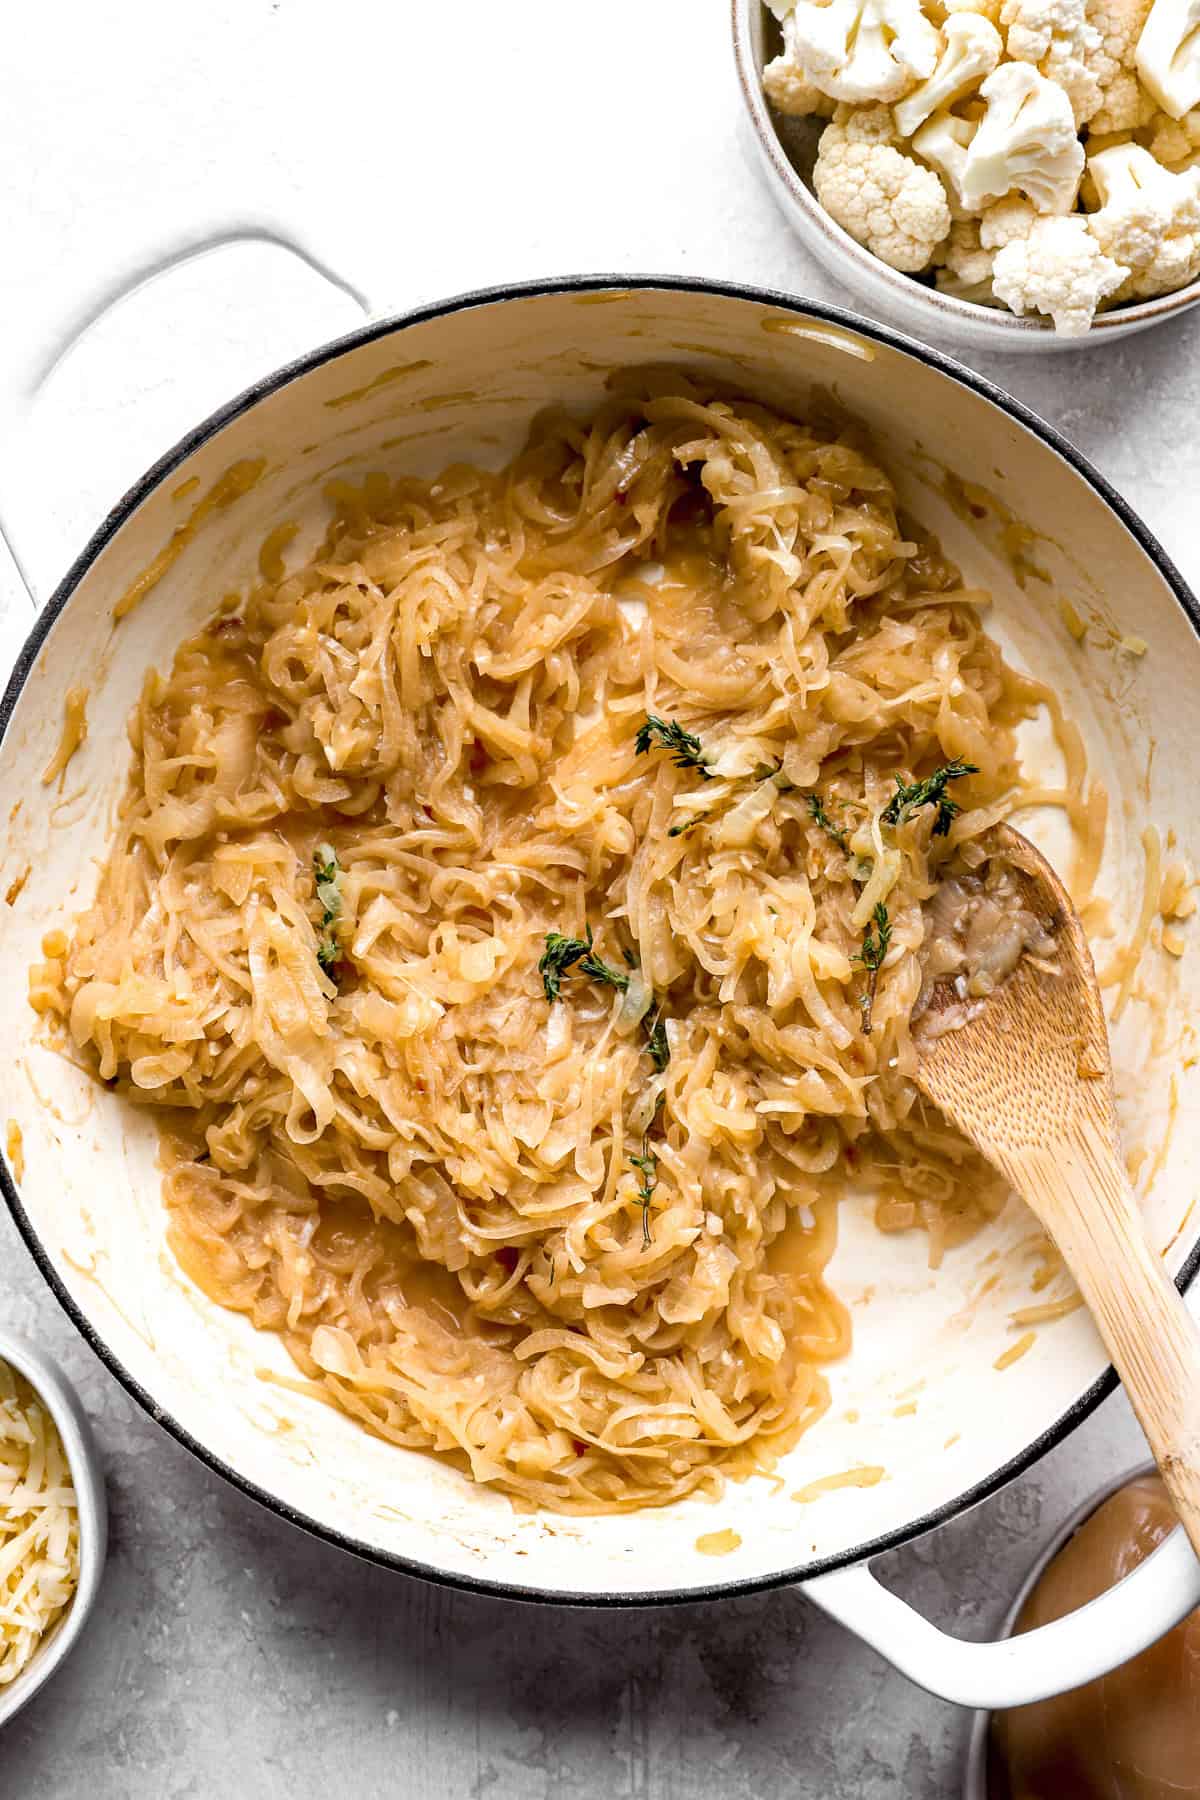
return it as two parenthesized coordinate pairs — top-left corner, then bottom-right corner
(915, 823), (1200, 1558)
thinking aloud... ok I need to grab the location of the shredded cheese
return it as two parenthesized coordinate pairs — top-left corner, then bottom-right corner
(0, 1361), (79, 1685)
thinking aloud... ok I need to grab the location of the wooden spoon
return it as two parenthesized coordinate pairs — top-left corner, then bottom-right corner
(914, 822), (1200, 1560)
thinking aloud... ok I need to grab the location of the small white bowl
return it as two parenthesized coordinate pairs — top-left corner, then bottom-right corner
(0, 1330), (107, 1731)
(731, 0), (1200, 352)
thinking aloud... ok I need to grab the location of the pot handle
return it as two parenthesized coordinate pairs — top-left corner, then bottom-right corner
(0, 215), (372, 608)
(803, 1522), (1200, 1708)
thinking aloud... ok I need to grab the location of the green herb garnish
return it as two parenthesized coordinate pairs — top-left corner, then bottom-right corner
(645, 1011), (670, 1072)
(629, 1138), (659, 1248)
(539, 927), (630, 1004)
(635, 715), (712, 779)
(881, 760), (979, 838)
(313, 843), (342, 974)
(854, 902), (893, 1035)
(807, 793), (851, 852)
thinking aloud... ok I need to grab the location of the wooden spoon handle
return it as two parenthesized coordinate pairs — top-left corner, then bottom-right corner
(1014, 1122), (1200, 1562)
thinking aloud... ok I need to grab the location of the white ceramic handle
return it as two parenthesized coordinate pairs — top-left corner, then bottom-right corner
(0, 213), (372, 607)
(804, 1524), (1200, 1708)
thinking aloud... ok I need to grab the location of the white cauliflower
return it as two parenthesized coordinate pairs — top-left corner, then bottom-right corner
(1137, 0), (1200, 119)
(1087, 138), (1200, 292)
(1145, 104), (1200, 163)
(768, 0), (1200, 325)
(960, 62), (1086, 208)
(935, 216), (1001, 293)
(990, 211), (1128, 324)
(981, 191), (1053, 238)
(894, 14), (1004, 134)
(943, 0), (1005, 20)
(943, 194), (1124, 330)
(814, 103), (953, 265)
(790, 0), (944, 103)
(1001, 0), (1103, 121)
(1086, 0), (1158, 130)
(912, 110), (978, 206)
(764, 16), (839, 115)
(933, 193), (1062, 292)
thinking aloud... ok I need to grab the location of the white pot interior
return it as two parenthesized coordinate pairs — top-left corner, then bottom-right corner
(2, 284), (1197, 1598)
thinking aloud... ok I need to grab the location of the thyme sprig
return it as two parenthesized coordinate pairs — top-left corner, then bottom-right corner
(644, 1010), (670, 1072)
(806, 793), (851, 852)
(853, 902), (893, 1035)
(539, 928), (630, 1004)
(881, 760), (979, 838)
(629, 1138), (659, 1249)
(313, 844), (343, 975)
(635, 715), (712, 779)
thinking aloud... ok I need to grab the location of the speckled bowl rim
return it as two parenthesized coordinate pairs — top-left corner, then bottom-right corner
(0, 1329), (107, 1730)
(961, 1459), (1158, 1797)
(2, 274), (1199, 1608)
(731, 0), (1200, 342)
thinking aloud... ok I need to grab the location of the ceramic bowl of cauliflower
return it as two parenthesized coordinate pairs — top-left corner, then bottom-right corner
(732, 0), (1200, 345)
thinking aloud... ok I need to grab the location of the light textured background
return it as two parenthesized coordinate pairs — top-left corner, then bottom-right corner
(0, 3), (1195, 1795)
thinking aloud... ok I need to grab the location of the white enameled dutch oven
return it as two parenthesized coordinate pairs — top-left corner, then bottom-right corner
(1, 262), (1199, 1710)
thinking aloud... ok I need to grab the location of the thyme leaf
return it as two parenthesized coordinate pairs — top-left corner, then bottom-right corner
(881, 760), (979, 838)
(635, 715), (712, 779)
(853, 902), (892, 1035)
(539, 927), (630, 1004)
(313, 843), (343, 975)
(629, 1137), (659, 1249)
(579, 948), (632, 992)
(538, 932), (589, 1002)
(806, 793), (851, 852)
(645, 1010), (670, 1072)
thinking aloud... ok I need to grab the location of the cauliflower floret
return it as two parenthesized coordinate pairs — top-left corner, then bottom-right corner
(990, 211), (1128, 325)
(813, 103), (953, 266)
(913, 110), (978, 206)
(934, 216), (1001, 294)
(1137, 0), (1200, 119)
(942, 0), (1005, 21)
(961, 62), (1086, 207)
(764, 16), (840, 114)
(1087, 138), (1200, 293)
(1144, 103), (1200, 162)
(932, 195), (1054, 294)
(1001, 0), (1104, 121)
(1084, 0), (1157, 129)
(790, 0), (943, 103)
(894, 14), (1004, 133)
(981, 191), (1049, 239)
(1079, 130), (1134, 201)
(1090, 75), (1159, 130)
